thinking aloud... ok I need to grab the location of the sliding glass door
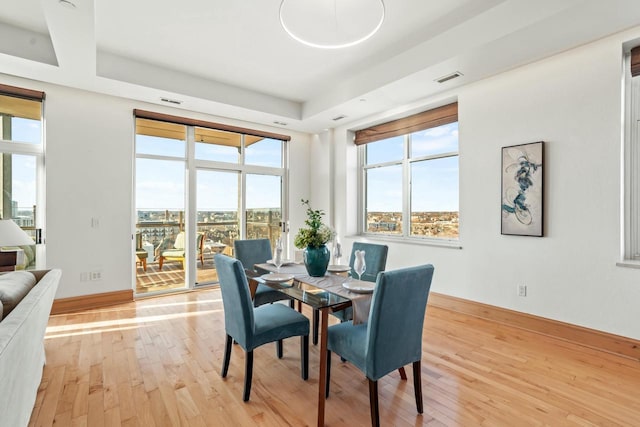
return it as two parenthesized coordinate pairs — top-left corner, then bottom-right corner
(196, 169), (239, 285)
(246, 173), (283, 244)
(134, 114), (288, 295)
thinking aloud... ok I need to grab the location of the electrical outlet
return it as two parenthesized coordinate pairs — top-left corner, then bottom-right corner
(518, 284), (527, 297)
(90, 270), (102, 281)
(80, 272), (89, 282)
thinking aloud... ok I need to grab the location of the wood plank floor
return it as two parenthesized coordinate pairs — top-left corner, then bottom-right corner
(30, 288), (640, 426)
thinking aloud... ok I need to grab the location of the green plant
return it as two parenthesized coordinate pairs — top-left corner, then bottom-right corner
(294, 199), (333, 248)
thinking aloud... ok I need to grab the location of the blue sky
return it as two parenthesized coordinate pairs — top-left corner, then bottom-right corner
(7, 118), (39, 210)
(136, 135), (282, 211)
(9, 119), (456, 214)
(366, 122), (459, 212)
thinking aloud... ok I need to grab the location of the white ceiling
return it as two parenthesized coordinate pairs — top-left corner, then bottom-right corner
(1, 0), (640, 133)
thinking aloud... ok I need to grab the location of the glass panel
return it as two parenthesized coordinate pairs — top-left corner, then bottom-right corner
(0, 95), (42, 145)
(245, 137), (282, 167)
(366, 135), (404, 165)
(410, 156), (459, 238)
(196, 169), (239, 285)
(195, 127), (240, 163)
(246, 174), (282, 247)
(410, 122), (458, 158)
(135, 158), (186, 293)
(135, 118), (186, 157)
(365, 165), (402, 234)
(0, 153), (37, 268)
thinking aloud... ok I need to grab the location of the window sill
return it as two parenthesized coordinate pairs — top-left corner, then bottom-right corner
(616, 260), (640, 269)
(346, 234), (462, 249)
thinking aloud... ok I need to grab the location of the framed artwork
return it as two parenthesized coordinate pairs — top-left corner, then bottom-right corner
(501, 141), (544, 237)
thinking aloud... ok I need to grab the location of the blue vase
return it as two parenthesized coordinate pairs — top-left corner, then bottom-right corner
(304, 245), (330, 277)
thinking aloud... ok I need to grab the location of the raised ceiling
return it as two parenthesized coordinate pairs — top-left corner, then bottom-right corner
(1, 0), (640, 133)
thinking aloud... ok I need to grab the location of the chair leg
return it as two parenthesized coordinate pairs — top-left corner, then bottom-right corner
(325, 350), (331, 398)
(413, 360), (423, 414)
(398, 366), (407, 380)
(243, 350), (254, 402)
(289, 299), (295, 309)
(368, 379), (380, 427)
(340, 319), (346, 362)
(221, 334), (232, 378)
(158, 256), (164, 270)
(313, 309), (319, 345)
(301, 335), (309, 380)
(277, 339), (283, 359)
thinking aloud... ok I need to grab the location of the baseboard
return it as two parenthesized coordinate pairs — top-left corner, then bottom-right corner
(51, 289), (134, 315)
(428, 292), (640, 362)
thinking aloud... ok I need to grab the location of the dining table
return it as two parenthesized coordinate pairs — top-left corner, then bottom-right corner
(254, 262), (374, 427)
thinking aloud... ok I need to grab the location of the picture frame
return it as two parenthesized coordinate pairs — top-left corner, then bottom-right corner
(501, 141), (544, 237)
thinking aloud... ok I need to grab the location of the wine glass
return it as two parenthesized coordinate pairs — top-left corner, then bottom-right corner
(353, 249), (366, 281)
(333, 240), (342, 265)
(273, 238), (283, 272)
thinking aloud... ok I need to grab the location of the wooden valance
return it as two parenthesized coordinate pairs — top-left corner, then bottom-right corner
(354, 102), (458, 145)
(134, 109), (291, 141)
(0, 83), (45, 101)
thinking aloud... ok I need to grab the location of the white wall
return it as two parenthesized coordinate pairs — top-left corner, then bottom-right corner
(325, 27), (640, 340)
(0, 75), (311, 299)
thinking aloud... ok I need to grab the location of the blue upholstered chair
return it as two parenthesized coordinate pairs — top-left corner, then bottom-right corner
(312, 242), (388, 345)
(325, 264), (435, 426)
(214, 254), (310, 402)
(234, 239), (294, 307)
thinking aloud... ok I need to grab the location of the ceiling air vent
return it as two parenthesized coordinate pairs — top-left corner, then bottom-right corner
(160, 97), (183, 105)
(435, 71), (463, 84)
(332, 115), (347, 121)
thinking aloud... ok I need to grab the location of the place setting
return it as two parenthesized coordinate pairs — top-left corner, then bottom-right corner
(341, 249), (375, 294)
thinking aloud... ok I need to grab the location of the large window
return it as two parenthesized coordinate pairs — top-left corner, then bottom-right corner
(624, 45), (640, 261)
(134, 110), (289, 294)
(0, 85), (44, 269)
(357, 103), (459, 242)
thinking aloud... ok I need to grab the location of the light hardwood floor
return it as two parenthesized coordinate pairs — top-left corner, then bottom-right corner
(30, 288), (640, 426)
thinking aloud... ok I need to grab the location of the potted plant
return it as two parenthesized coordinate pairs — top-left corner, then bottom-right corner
(294, 199), (333, 276)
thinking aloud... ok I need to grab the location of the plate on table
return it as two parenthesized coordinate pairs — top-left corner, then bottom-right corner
(342, 281), (375, 294)
(266, 259), (295, 266)
(261, 273), (295, 283)
(327, 264), (351, 273)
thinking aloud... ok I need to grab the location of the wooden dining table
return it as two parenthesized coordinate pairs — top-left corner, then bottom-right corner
(254, 262), (373, 427)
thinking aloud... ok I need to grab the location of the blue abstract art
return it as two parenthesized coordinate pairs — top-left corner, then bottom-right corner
(501, 141), (544, 236)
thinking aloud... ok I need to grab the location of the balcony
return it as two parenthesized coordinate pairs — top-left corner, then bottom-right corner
(135, 210), (282, 294)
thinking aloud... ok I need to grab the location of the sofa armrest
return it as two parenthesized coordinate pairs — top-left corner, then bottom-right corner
(28, 270), (51, 283)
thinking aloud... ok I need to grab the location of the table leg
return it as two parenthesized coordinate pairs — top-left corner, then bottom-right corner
(317, 308), (329, 427)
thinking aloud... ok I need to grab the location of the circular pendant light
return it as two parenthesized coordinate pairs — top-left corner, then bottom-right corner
(279, 0), (385, 49)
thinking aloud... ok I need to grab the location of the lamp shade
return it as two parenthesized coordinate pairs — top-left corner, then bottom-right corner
(0, 220), (34, 246)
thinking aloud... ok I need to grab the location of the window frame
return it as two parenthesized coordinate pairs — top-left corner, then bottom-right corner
(0, 85), (46, 267)
(133, 113), (290, 292)
(358, 121), (460, 246)
(623, 49), (640, 262)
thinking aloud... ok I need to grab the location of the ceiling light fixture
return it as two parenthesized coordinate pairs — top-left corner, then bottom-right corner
(279, 0), (385, 49)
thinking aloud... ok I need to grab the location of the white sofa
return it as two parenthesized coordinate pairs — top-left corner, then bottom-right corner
(0, 269), (61, 427)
